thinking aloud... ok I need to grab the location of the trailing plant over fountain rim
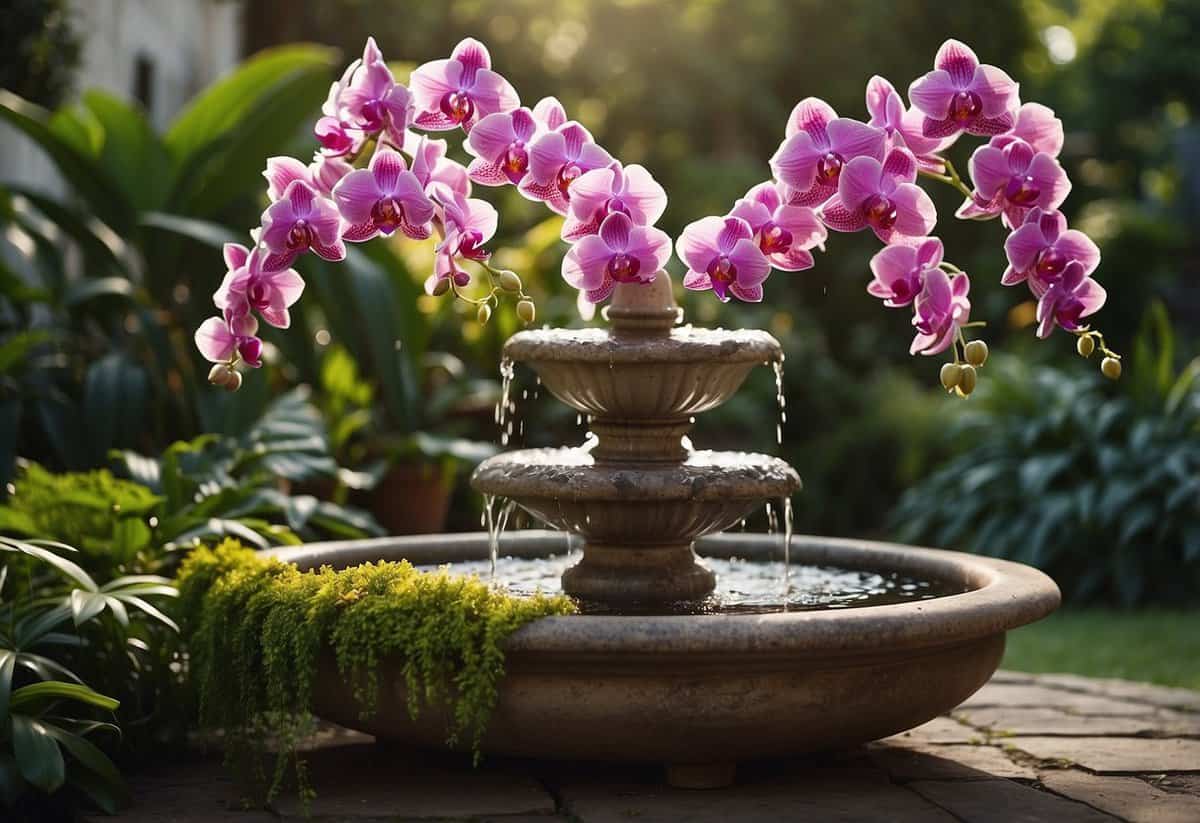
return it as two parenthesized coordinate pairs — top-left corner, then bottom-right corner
(176, 540), (573, 803)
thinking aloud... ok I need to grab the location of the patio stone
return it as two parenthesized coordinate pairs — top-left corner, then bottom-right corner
(98, 671), (1200, 822)
(1040, 771), (1200, 823)
(1007, 737), (1200, 773)
(955, 706), (1200, 737)
(909, 777), (1119, 821)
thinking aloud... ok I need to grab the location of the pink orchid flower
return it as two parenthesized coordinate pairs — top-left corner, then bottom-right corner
(817, 147), (937, 244)
(769, 98), (887, 207)
(214, 243), (304, 329)
(1034, 260), (1106, 338)
(1003, 208), (1100, 289)
(677, 216), (771, 303)
(465, 107), (539, 185)
(561, 163), (668, 241)
(991, 103), (1064, 157)
(865, 76), (947, 173)
(260, 180), (345, 270)
(563, 211), (672, 304)
(310, 154), (353, 198)
(728, 182), (826, 271)
(339, 37), (414, 145)
(406, 134), (472, 200)
(867, 236), (944, 307)
(519, 121), (613, 215)
(910, 268), (971, 356)
(532, 96), (567, 130)
(410, 38), (519, 132)
(195, 314), (263, 368)
(315, 57), (362, 156)
(908, 39), (1019, 140)
(957, 137), (1071, 228)
(263, 155), (352, 201)
(426, 190), (498, 295)
(333, 148), (436, 242)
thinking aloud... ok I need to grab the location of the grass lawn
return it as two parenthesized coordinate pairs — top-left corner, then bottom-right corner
(1002, 609), (1200, 691)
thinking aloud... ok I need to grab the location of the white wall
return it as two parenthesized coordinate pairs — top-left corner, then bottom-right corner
(1, 0), (243, 196)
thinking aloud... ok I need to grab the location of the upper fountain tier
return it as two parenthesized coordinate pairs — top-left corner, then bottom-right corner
(503, 274), (782, 462)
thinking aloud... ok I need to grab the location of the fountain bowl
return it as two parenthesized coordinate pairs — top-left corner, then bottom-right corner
(265, 530), (1059, 787)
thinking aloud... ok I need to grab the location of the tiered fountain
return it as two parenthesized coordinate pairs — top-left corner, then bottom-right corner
(283, 274), (1060, 788)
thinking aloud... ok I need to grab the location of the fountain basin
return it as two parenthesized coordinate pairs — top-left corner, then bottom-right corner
(266, 531), (1059, 786)
(472, 449), (801, 602)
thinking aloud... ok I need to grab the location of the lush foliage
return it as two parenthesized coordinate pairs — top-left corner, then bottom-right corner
(176, 540), (573, 803)
(0, 535), (178, 814)
(890, 305), (1200, 605)
(0, 0), (79, 108)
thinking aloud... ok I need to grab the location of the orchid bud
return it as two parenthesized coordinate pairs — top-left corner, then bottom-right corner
(477, 303), (492, 325)
(940, 363), (962, 391)
(223, 370), (243, 393)
(1077, 336), (1095, 357)
(497, 270), (522, 292)
(958, 365), (977, 396)
(517, 299), (536, 325)
(964, 340), (988, 367)
(1101, 357), (1122, 380)
(431, 277), (451, 297)
(208, 364), (232, 387)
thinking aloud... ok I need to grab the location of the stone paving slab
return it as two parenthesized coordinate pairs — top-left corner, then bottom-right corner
(98, 670), (1200, 822)
(1006, 737), (1200, 774)
(1040, 772), (1200, 823)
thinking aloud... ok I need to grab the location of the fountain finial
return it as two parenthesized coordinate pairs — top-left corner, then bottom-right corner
(606, 271), (679, 337)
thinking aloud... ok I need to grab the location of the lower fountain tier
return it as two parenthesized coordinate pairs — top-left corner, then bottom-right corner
(471, 448), (801, 603)
(265, 532), (1061, 788)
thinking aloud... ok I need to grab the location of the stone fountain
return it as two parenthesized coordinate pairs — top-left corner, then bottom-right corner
(271, 274), (1060, 787)
(472, 272), (798, 605)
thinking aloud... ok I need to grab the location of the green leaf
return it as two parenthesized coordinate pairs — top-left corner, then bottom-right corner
(165, 44), (338, 165)
(69, 590), (107, 627)
(0, 650), (14, 725)
(139, 211), (240, 249)
(0, 330), (53, 375)
(12, 716), (65, 793)
(83, 352), (148, 464)
(81, 90), (172, 212)
(63, 276), (136, 309)
(0, 538), (95, 590)
(0, 90), (133, 231)
(9, 681), (119, 714)
(0, 751), (24, 808)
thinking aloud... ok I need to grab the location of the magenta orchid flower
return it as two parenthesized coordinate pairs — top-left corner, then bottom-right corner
(864, 76), (947, 173)
(817, 147), (937, 243)
(338, 37), (413, 145)
(214, 243), (304, 329)
(465, 107), (539, 185)
(406, 134), (472, 200)
(956, 137), (1071, 228)
(991, 103), (1064, 157)
(195, 314), (263, 368)
(769, 98), (887, 207)
(426, 190), (499, 295)
(561, 163), (667, 241)
(728, 182), (826, 271)
(310, 154), (354, 198)
(519, 121), (613, 215)
(260, 180), (345, 270)
(677, 216), (771, 303)
(563, 211), (672, 304)
(333, 148), (436, 242)
(315, 57), (362, 156)
(1003, 208), (1100, 289)
(867, 237), (944, 307)
(1034, 260), (1107, 338)
(910, 268), (971, 356)
(263, 154), (352, 200)
(410, 38), (519, 132)
(908, 39), (1019, 140)
(533, 96), (567, 131)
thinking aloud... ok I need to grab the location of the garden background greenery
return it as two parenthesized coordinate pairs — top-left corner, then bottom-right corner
(0, 0), (1197, 815)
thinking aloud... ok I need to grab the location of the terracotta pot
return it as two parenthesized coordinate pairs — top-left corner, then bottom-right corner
(369, 461), (453, 535)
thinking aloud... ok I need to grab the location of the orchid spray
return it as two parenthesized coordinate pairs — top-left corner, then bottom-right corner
(198, 37), (1120, 396)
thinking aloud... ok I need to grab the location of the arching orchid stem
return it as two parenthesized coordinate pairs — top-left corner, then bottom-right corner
(919, 156), (973, 199)
(1074, 328), (1121, 361)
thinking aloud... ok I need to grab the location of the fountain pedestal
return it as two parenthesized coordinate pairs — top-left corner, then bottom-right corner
(472, 273), (799, 605)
